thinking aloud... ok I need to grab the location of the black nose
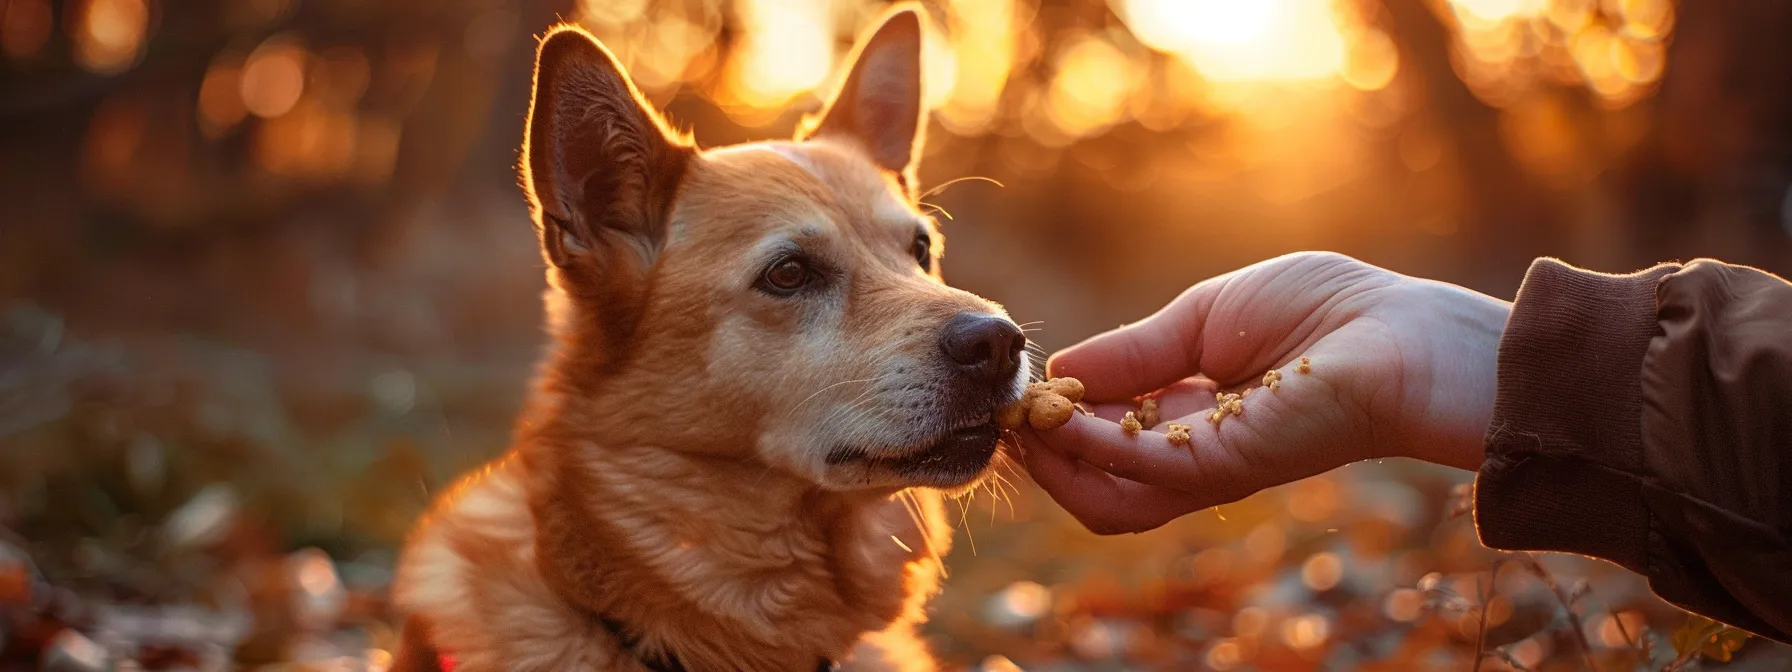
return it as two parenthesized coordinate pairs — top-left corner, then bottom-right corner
(938, 314), (1026, 384)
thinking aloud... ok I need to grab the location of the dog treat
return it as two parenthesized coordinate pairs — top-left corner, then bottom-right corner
(1263, 369), (1283, 391)
(1165, 423), (1192, 445)
(996, 377), (1085, 431)
(1120, 411), (1143, 435)
(1296, 357), (1312, 375)
(1137, 398), (1160, 428)
(1041, 377), (1084, 401)
(1029, 395), (1074, 429)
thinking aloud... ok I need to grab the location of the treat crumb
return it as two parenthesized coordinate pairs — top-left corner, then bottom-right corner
(1138, 398), (1160, 428)
(1213, 392), (1244, 420)
(1120, 411), (1142, 435)
(1262, 369), (1284, 390)
(1165, 423), (1193, 445)
(1296, 356), (1312, 375)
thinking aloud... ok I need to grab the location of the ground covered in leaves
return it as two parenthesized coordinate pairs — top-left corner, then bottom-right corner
(2, 306), (1787, 672)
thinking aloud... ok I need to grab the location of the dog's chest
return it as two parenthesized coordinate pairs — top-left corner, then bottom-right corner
(391, 454), (944, 671)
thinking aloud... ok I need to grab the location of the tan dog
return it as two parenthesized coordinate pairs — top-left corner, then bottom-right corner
(389, 7), (1029, 671)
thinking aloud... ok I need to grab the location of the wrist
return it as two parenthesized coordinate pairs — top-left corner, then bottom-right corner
(1398, 280), (1510, 470)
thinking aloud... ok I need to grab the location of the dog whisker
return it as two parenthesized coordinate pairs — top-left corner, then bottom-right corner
(960, 503), (977, 557)
(818, 388), (886, 444)
(919, 175), (1006, 200)
(895, 490), (945, 577)
(790, 377), (879, 416)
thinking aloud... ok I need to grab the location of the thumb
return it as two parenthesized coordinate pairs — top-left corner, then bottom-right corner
(1047, 281), (1220, 403)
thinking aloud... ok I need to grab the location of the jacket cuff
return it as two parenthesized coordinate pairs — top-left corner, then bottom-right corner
(1474, 258), (1675, 572)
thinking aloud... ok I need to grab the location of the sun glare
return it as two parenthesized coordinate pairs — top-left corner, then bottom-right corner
(1117, 0), (1347, 83)
(718, 0), (834, 123)
(1125, 0), (1277, 49)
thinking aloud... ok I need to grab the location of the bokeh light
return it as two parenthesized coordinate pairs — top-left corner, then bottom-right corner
(68, 0), (149, 73)
(1118, 0), (1347, 82)
(1, 0), (53, 59)
(1039, 33), (1142, 141)
(717, 0), (834, 123)
(1280, 612), (1331, 650)
(241, 35), (307, 119)
(934, 0), (1020, 134)
(1301, 552), (1344, 591)
(197, 51), (247, 138)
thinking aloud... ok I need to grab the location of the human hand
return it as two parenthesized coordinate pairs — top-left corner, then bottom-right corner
(1018, 252), (1511, 534)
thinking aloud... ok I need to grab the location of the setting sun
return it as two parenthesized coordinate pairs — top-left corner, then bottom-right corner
(1117, 0), (1346, 82)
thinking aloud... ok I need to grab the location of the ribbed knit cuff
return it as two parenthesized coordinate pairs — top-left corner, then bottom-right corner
(1474, 258), (1675, 572)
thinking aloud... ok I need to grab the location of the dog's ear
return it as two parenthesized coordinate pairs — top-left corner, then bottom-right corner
(800, 5), (926, 189)
(522, 26), (691, 281)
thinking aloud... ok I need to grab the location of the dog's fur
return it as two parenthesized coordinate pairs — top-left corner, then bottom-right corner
(389, 7), (1027, 671)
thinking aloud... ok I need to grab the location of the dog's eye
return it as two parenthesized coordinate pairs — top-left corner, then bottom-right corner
(758, 257), (813, 295)
(912, 233), (932, 272)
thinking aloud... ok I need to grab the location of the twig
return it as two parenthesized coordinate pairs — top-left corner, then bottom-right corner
(1509, 553), (1599, 671)
(1485, 645), (1534, 671)
(1609, 608), (1639, 650)
(1471, 561), (1509, 672)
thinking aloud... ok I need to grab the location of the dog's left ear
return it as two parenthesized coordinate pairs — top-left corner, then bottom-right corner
(801, 5), (926, 190)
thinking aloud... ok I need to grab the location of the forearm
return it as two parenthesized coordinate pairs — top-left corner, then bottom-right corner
(1475, 258), (1792, 643)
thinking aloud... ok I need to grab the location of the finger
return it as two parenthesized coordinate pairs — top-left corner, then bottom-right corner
(1047, 282), (1218, 402)
(1022, 412), (1256, 502)
(1019, 429), (1209, 535)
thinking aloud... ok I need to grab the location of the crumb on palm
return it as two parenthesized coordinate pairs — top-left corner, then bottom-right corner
(1138, 398), (1160, 428)
(1120, 411), (1142, 435)
(1296, 357), (1312, 375)
(1165, 423), (1193, 445)
(1209, 392), (1245, 424)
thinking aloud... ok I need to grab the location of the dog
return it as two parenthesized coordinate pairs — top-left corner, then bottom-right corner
(388, 6), (1030, 671)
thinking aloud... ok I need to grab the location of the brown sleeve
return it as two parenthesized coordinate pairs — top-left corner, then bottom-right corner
(1475, 258), (1792, 643)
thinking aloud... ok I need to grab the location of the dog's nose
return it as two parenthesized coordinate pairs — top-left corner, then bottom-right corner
(938, 314), (1026, 384)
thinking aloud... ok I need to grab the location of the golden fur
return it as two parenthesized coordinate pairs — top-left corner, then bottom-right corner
(390, 7), (1025, 671)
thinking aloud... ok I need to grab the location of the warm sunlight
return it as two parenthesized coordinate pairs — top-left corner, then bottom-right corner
(18, 1), (1788, 668)
(934, 0), (1018, 134)
(1125, 0), (1278, 48)
(1116, 0), (1347, 82)
(717, 0), (834, 123)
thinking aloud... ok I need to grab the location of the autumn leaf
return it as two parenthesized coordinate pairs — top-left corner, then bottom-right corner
(1671, 615), (1751, 664)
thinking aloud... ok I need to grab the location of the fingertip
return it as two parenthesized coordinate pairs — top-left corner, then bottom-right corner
(1042, 346), (1088, 381)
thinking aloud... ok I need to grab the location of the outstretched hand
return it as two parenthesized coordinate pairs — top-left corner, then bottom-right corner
(1018, 252), (1510, 535)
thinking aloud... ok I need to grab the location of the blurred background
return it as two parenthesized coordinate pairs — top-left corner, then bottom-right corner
(3, 0), (1791, 669)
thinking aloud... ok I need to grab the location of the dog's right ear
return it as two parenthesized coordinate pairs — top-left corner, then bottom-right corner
(521, 26), (691, 284)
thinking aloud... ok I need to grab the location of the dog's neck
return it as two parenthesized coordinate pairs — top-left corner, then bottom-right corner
(517, 420), (944, 672)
